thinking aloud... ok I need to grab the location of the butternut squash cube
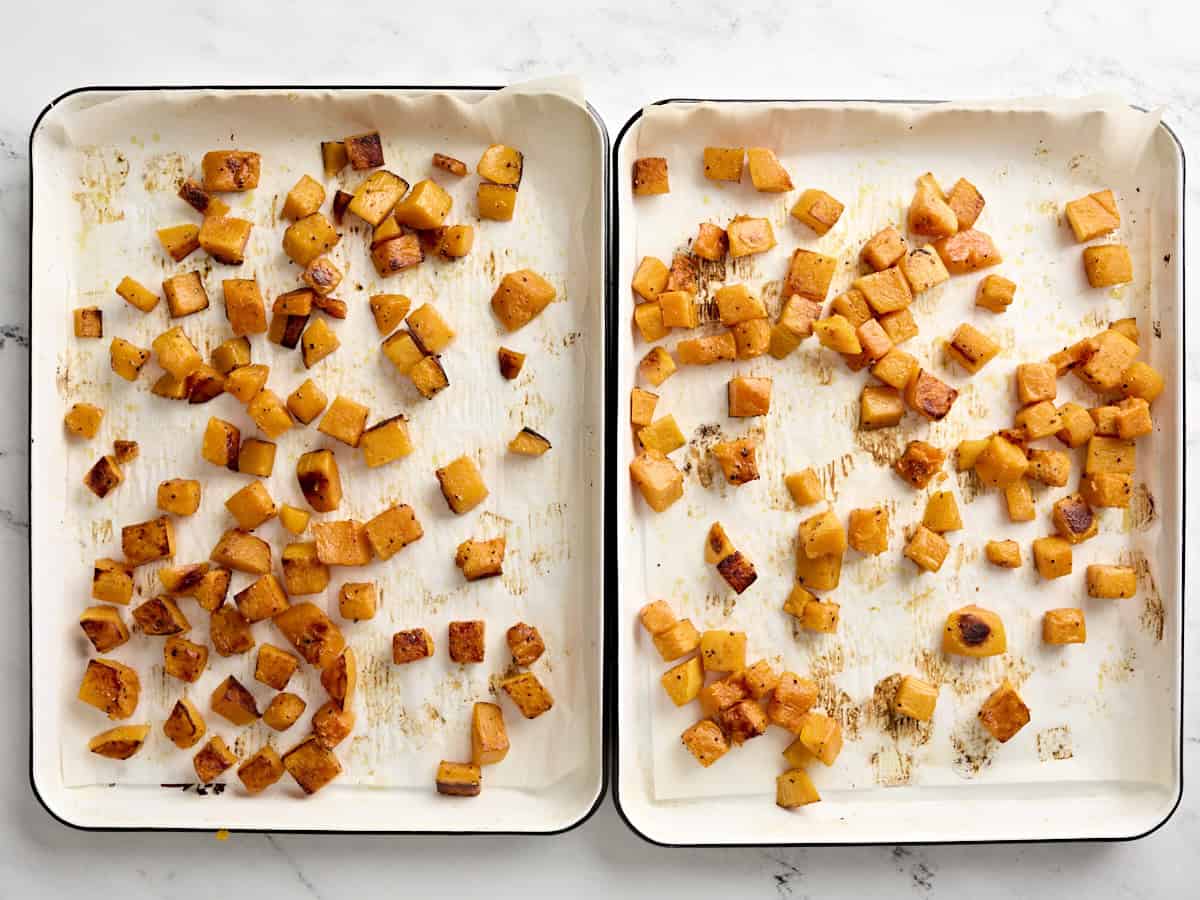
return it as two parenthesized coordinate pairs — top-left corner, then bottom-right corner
(235, 438), (275, 478)
(1065, 189), (1120, 242)
(301, 256), (342, 295)
(699, 673), (747, 719)
(1015, 400), (1062, 440)
(799, 599), (839, 633)
(630, 389), (659, 429)
(262, 693), (306, 732)
(491, 269), (556, 331)
(1084, 435), (1136, 474)
(719, 698), (769, 745)
(631, 157), (669, 195)
(210, 529), (271, 575)
(947, 177), (985, 230)
(923, 491), (962, 532)
(64, 403), (103, 439)
(943, 605), (1006, 656)
(392, 628), (434, 665)
(814, 315), (861, 354)
(1043, 608), (1086, 645)
(192, 569), (231, 612)
(448, 620), (485, 664)
(371, 233), (424, 277)
(110, 337), (150, 381)
(703, 146), (744, 182)
(742, 661), (779, 700)
(238, 746), (285, 794)
(713, 439), (758, 486)
(861, 226), (908, 271)
(78, 658), (140, 719)
(122, 515), (175, 566)
(455, 536), (505, 581)
(692, 222), (728, 260)
(505, 622), (545, 667)
(785, 468), (822, 506)
(358, 415), (413, 467)
(79, 605), (130, 653)
(909, 177), (958, 238)
(185, 365), (227, 402)
(651, 619), (700, 661)
(157, 223), (200, 261)
(798, 509), (846, 559)
(727, 215), (776, 257)
(346, 170), (407, 226)
(632, 302), (666, 342)
(629, 448), (683, 512)
(83, 455), (122, 499)
(699, 630), (746, 673)
(283, 212), (340, 266)
(904, 525), (949, 573)
(198, 215), (252, 264)
(746, 147), (792, 191)
(978, 679), (1030, 743)
(477, 182), (517, 220)
(895, 440), (945, 488)
(661, 657), (703, 707)
(676, 333), (736, 366)
(894, 675), (938, 721)
(248, 389), (293, 439)
(714, 283), (765, 325)
(767, 673), (819, 733)
(1016, 362), (1057, 405)
(716, 551), (757, 594)
(1051, 493), (1097, 544)
(468, 702), (510, 768)
(1056, 402), (1097, 448)
(791, 188), (844, 234)
(225, 480), (276, 531)
(317, 395), (367, 446)
(728, 376), (772, 417)
(899, 246), (950, 293)
(1027, 449), (1070, 487)
(659, 291), (698, 329)
(298, 318), (339, 369)
(223, 364), (267, 404)
(282, 737), (341, 794)
(1004, 479), (1036, 522)
(393, 179), (453, 230)
(947, 323), (1000, 374)
(976, 274), (1016, 313)
(985, 539), (1021, 568)
(115, 275), (159, 313)
(1086, 564), (1137, 599)
(777, 768), (821, 808)
(1120, 361), (1165, 403)
(870, 348), (918, 391)
(435, 455), (488, 514)
(1033, 536), (1073, 579)
(364, 504), (424, 560)
(799, 711), (843, 766)
(282, 174), (326, 220)
(313, 520), (372, 567)
(932, 228), (1002, 273)
(631, 256), (669, 301)
(855, 267), (912, 315)
(794, 550), (842, 592)
(1114, 397), (1153, 438)
(638, 416), (684, 455)
(338, 582), (377, 621)
(211, 674), (260, 726)
(847, 506), (889, 554)
(344, 131), (384, 169)
(681, 720), (728, 768)
(638, 346), (677, 385)
(163, 698), (206, 749)
(1078, 329), (1138, 392)
(879, 308), (919, 344)
(860, 384), (904, 429)
(974, 435), (1028, 487)
(193, 736), (238, 783)
(201, 150), (260, 191)
(211, 335), (252, 374)
(780, 249), (835, 302)
(274, 602), (345, 669)
(497, 346), (525, 380)
(665, 253), (698, 293)
(296, 449), (342, 512)
(827, 289), (869, 327)
(209, 603), (255, 656)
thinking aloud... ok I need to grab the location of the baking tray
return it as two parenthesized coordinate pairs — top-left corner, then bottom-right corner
(30, 84), (608, 833)
(612, 98), (1184, 846)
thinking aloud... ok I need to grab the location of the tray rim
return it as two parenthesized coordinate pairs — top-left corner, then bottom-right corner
(27, 82), (612, 837)
(608, 96), (1186, 849)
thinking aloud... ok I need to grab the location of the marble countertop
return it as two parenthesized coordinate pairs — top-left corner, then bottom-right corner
(2, 1), (1195, 896)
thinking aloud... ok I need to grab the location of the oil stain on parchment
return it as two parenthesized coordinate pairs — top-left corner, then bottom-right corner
(142, 152), (185, 192)
(74, 146), (129, 224)
(1121, 549), (1165, 641)
(1125, 483), (1157, 532)
(950, 716), (996, 779)
(1036, 726), (1074, 761)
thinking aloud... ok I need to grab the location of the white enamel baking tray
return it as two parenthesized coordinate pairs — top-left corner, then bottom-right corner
(613, 99), (1184, 846)
(30, 84), (607, 833)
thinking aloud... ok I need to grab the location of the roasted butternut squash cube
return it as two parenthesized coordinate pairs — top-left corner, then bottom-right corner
(719, 698), (769, 745)
(663, 254), (697, 295)
(245, 389), (291, 439)
(712, 439), (758, 486)
(366, 297), (410, 339)
(73, 306), (102, 338)
(281, 174), (326, 221)
(1084, 563), (1138, 599)
(879, 307), (919, 344)
(192, 569), (231, 612)
(1043, 608), (1087, 645)
(790, 187), (843, 234)
(301, 256), (342, 296)
(163, 698), (206, 749)
(943, 605), (1006, 656)
(630, 256), (669, 302)
(675, 334), (735, 366)
(732, 320), (773, 359)
(110, 337), (150, 381)
(209, 603), (255, 656)
(221, 364), (266, 405)
(629, 448), (684, 512)
(933, 228), (1002, 273)
(178, 176), (228, 215)
(198, 215), (252, 265)
(477, 182), (517, 220)
(798, 598), (838, 633)
(319, 647), (357, 711)
(1051, 493), (1098, 544)
(78, 658), (140, 719)
(261, 693), (305, 732)
(315, 395), (366, 447)
(1001, 478), (1035, 522)
(64, 402), (103, 439)
(660, 657), (703, 707)
(712, 283), (763, 325)
(392, 628), (435, 664)
(233, 573), (288, 623)
(698, 673), (748, 719)
(122, 515), (175, 566)
(210, 528), (271, 575)
(282, 737), (342, 794)
(922, 491), (962, 533)
(976, 274), (1016, 313)
(893, 675), (938, 721)
(699, 630), (746, 673)
(407, 354), (449, 399)
(283, 212), (340, 267)
(493, 347), (525, 383)
(343, 131), (384, 170)
(727, 376), (772, 418)
(497, 624), (543, 670)
(466, 702), (512, 769)
(632, 301), (667, 342)
(947, 323), (1000, 374)
(856, 319), (893, 365)
(252, 645), (300, 692)
(1120, 361), (1165, 403)
(813, 315), (861, 354)
(364, 504), (424, 560)
(224, 481), (276, 531)
(798, 509), (846, 559)
(899, 246), (950, 293)
(854, 267), (911, 316)
(716, 551), (758, 594)
(785, 468), (822, 506)
(909, 178), (958, 238)
(974, 435), (1028, 487)
(447, 620), (485, 664)
(842, 506), (887, 555)
(1065, 189), (1120, 242)
(346, 170), (407, 226)
(870, 348), (918, 391)
(294, 448), (341, 513)
(336, 582), (377, 621)
(1056, 402), (1096, 448)
(355, 414), (413, 468)
(371, 232), (424, 277)
(116, 275), (160, 313)
(297, 317), (339, 369)
(1014, 400), (1062, 441)
(631, 157), (669, 195)
(83, 455), (123, 498)
(91, 559), (133, 605)
(210, 675), (259, 727)
(782, 586), (814, 621)
(799, 712), (843, 766)
(904, 525), (949, 573)
(393, 179), (453, 230)
(431, 224), (473, 259)
(455, 536), (505, 581)
(491, 269), (556, 331)
(1077, 329), (1138, 393)
(432, 760), (480, 797)
(1026, 449), (1069, 487)
(777, 768), (821, 808)
(435, 455), (488, 513)
(193, 735), (238, 783)
(210, 336), (252, 375)
(1015, 362), (1057, 405)
(703, 146), (744, 182)
(766, 672), (819, 733)
(1032, 536), (1072, 580)
(637, 416), (684, 455)
(827, 289), (869, 328)
(639, 600), (677, 636)
(157, 223), (200, 261)
(744, 147), (791, 191)
(473, 142), (523, 186)
(794, 550), (842, 592)
(274, 602), (345, 669)
(978, 679), (1029, 743)
(1082, 471), (1132, 508)
(692, 223), (728, 262)
(894, 440), (945, 489)
(777, 250), (834, 304)
(861, 226), (907, 271)
(652, 619), (700, 662)
(727, 215), (776, 257)
(985, 539), (1021, 568)
(658, 291), (696, 330)
(237, 745), (285, 794)
(1085, 435), (1136, 474)
(201, 150), (259, 191)
(313, 519), (372, 567)
(79, 605), (129, 653)
(956, 438), (990, 471)
(859, 384), (904, 429)
(1048, 336), (1099, 375)
(681, 720), (728, 768)
(947, 177), (985, 229)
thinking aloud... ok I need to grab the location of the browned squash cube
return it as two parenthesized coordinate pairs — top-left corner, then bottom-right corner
(794, 550), (842, 592)
(943, 605), (1006, 656)
(703, 146), (744, 182)
(814, 315), (861, 354)
(491, 269), (556, 332)
(1051, 493), (1098, 544)
(209, 603), (255, 656)
(194, 736), (238, 783)
(976, 274), (1016, 313)
(947, 177), (985, 229)
(198, 215), (252, 264)
(978, 679), (1030, 743)
(280, 173), (326, 220)
(78, 658), (140, 719)
(83, 455), (123, 498)
(220, 364), (265, 405)
(435, 760), (481, 797)
(302, 256), (342, 296)
(861, 226), (908, 271)
(110, 337), (150, 381)
(776, 295), (823, 349)
(79, 605), (129, 653)
(283, 213), (340, 267)
(798, 712), (844, 766)
(674, 335), (733, 366)
(210, 335), (252, 374)
(904, 525), (949, 573)
(406, 303), (455, 354)
(798, 509), (846, 559)
(1078, 329), (1138, 393)
(407, 354), (449, 399)
(356, 415), (412, 468)
(909, 177), (958, 238)
(260, 693), (305, 733)
(313, 519), (372, 567)
(727, 215), (776, 257)
(650, 618), (698, 661)
(899, 246), (950, 294)
(894, 440), (945, 489)
(314, 395), (366, 447)
(471, 702), (510, 766)
(162, 271), (210, 319)
(932, 228), (1003, 274)
(252, 645), (298, 692)
(632, 157), (669, 195)
(121, 515), (175, 566)
(340, 130), (383, 170)
(1066, 189), (1120, 242)
(115, 275), (159, 313)
(475, 143), (523, 186)
(746, 147), (792, 192)
(985, 539), (1021, 568)
(163, 698), (206, 749)
(1004, 479), (1036, 522)
(157, 223), (200, 261)
(713, 551), (755, 594)
(319, 648), (357, 711)
(298, 317), (339, 370)
(790, 188), (844, 234)
(432, 224), (474, 259)
(732, 319), (771, 359)
(331, 581), (375, 622)
(238, 745), (285, 794)
(713, 439), (758, 486)
(64, 402), (104, 439)
(718, 698), (768, 745)
(394, 179), (453, 230)
(283, 736), (342, 794)
(274, 602), (345, 669)
(73, 306), (102, 339)
(767, 673), (819, 734)
(1026, 449), (1070, 487)
(477, 182), (517, 220)
(1043, 608), (1087, 645)
(782, 248), (836, 302)
(692, 222), (728, 260)
(1120, 361), (1165, 403)
(210, 528), (271, 574)
(894, 675), (939, 721)
(234, 573), (289, 623)
(698, 673), (747, 718)
(454, 537), (505, 581)
(222, 481), (275, 532)
(1085, 435), (1136, 474)
(448, 620), (485, 664)
(1015, 400), (1062, 441)
(500, 672), (554, 719)
(91, 558), (133, 605)
(161, 635), (207, 683)
(681, 720), (728, 768)
(364, 504), (424, 560)
(211, 675), (259, 726)
(201, 150), (259, 191)
(505, 622), (545, 666)
(436, 455), (488, 514)
(860, 384), (904, 429)
(391, 628), (434, 665)
(947, 323), (1000, 374)
(294, 449), (341, 513)
(192, 569), (231, 612)
(777, 768), (821, 808)
(1033, 536), (1073, 580)
(782, 469), (821, 507)
(629, 448), (683, 512)
(868, 349), (916, 392)
(974, 434), (1029, 487)
(728, 376), (772, 417)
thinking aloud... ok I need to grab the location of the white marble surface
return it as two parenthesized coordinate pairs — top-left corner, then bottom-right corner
(1, 1), (1196, 896)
